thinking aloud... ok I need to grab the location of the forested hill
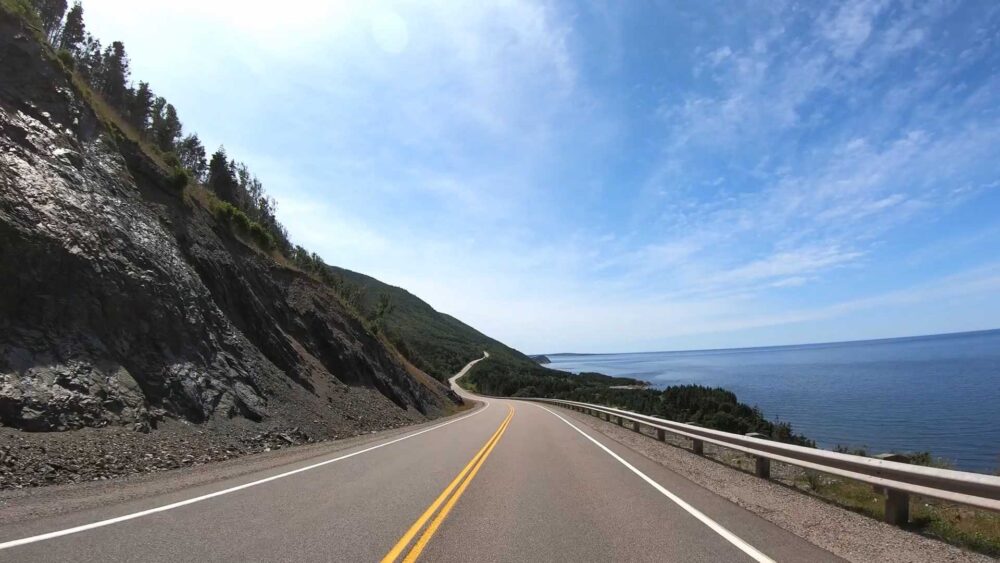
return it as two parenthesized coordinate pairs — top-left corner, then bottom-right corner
(464, 360), (814, 447)
(325, 266), (538, 382)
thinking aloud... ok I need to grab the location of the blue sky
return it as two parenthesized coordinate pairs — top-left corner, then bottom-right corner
(84, 0), (1000, 353)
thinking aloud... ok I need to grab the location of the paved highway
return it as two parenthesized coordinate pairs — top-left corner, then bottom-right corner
(0, 354), (841, 562)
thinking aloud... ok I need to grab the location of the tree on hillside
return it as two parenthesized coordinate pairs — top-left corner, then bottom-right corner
(75, 33), (102, 83)
(207, 148), (238, 205)
(372, 293), (396, 332)
(176, 134), (207, 181)
(153, 103), (182, 152)
(149, 96), (166, 133)
(99, 41), (130, 110)
(32, 0), (67, 42)
(58, 2), (84, 53)
(126, 81), (153, 132)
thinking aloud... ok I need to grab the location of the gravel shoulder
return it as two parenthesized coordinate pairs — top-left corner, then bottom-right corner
(557, 406), (993, 563)
(0, 400), (480, 527)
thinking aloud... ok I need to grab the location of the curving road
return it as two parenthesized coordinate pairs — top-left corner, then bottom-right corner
(0, 354), (841, 562)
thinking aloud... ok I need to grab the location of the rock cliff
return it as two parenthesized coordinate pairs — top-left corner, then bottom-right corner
(0, 12), (457, 488)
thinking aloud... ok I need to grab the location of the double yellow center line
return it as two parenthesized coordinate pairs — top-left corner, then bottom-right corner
(382, 406), (514, 563)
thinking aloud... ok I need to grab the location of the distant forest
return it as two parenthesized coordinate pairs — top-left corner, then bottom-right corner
(466, 361), (814, 446)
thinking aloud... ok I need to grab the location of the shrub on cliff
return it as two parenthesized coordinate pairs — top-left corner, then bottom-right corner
(56, 48), (74, 70)
(211, 199), (275, 251)
(167, 165), (190, 190)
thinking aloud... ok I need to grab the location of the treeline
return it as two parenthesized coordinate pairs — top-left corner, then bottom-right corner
(14, 0), (404, 332)
(25, 0), (290, 252)
(22, 1), (395, 310)
(466, 361), (813, 446)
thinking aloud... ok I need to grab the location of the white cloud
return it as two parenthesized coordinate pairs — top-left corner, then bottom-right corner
(820, 0), (889, 59)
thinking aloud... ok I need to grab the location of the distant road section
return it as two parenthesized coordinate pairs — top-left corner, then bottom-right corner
(1, 353), (842, 562)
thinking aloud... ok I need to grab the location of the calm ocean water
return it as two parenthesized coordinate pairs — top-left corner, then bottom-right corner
(543, 329), (1000, 473)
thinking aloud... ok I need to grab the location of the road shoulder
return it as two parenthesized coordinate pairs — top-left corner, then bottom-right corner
(0, 401), (484, 528)
(553, 404), (992, 563)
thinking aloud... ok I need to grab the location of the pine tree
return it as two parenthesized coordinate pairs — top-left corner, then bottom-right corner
(76, 33), (102, 83)
(207, 148), (238, 205)
(127, 81), (153, 132)
(176, 134), (207, 181)
(99, 41), (130, 110)
(58, 2), (84, 53)
(33, 0), (67, 43)
(153, 103), (182, 152)
(149, 96), (167, 143)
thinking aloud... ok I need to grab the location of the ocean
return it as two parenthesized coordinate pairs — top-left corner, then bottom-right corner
(542, 329), (1000, 473)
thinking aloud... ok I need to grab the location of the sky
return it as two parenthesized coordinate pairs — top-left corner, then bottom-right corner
(81, 0), (1000, 353)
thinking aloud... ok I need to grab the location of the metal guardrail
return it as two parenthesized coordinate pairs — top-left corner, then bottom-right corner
(523, 397), (1000, 525)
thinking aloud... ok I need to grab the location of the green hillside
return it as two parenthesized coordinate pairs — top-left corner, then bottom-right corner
(326, 266), (538, 381)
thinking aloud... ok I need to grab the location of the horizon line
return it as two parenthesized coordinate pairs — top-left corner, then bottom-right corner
(534, 326), (1000, 358)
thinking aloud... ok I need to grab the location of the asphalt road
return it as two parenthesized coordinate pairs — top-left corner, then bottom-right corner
(0, 354), (842, 562)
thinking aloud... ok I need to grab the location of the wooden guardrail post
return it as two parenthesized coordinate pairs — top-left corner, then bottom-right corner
(656, 428), (666, 441)
(884, 489), (910, 526)
(873, 454), (911, 526)
(687, 421), (704, 454)
(632, 420), (642, 433)
(746, 432), (770, 478)
(616, 415), (623, 427)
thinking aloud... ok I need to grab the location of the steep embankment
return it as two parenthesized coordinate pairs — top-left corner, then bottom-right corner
(0, 11), (457, 487)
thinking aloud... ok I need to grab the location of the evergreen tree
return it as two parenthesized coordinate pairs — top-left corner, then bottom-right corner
(126, 81), (153, 132)
(207, 148), (238, 205)
(176, 134), (207, 181)
(153, 103), (182, 152)
(75, 33), (102, 83)
(149, 96), (167, 144)
(58, 2), (84, 53)
(32, 0), (67, 42)
(99, 41), (130, 110)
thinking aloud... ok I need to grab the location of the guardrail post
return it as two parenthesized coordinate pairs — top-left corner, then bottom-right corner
(745, 432), (770, 478)
(687, 421), (704, 454)
(656, 428), (665, 441)
(632, 420), (641, 433)
(691, 438), (704, 455)
(616, 416), (623, 427)
(884, 489), (910, 526)
(754, 456), (770, 479)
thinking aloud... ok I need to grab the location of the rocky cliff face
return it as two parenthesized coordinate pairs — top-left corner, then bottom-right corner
(0, 10), (455, 463)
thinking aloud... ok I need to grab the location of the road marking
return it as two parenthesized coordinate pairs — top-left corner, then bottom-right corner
(0, 401), (492, 551)
(383, 406), (513, 563)
(381, 408), (511, 562)
(532, 404), (775, 563)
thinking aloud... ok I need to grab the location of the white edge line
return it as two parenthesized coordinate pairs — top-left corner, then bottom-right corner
(531, 403), (775, 563)
(0, 400), (491, 551)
